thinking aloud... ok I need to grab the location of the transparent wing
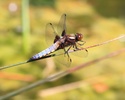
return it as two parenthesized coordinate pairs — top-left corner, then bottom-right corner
(57, 14), (67, 36)
(53, 49), (71, 67)
(45, 14), (67, 47)
(54, 43), (88, 67)
(45, 23), (59, 46)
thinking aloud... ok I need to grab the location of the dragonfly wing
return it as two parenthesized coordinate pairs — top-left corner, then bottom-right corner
(53, 49), (71, 67)
(45, 14), (67, 48)
(45, 14), (72, 66)
(45, 23), (60, 46)
(55, 14), (72, 66)
(57, 14), (67, 36)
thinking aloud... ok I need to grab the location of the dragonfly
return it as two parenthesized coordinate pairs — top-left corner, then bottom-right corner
(28, 14), (87, 63)
(0, 14), (87, 70)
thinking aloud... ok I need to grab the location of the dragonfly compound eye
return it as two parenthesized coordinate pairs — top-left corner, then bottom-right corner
(76, 33), (83, 41)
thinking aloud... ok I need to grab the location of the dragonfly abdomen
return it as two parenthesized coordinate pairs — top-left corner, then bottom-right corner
(28, 42), (60, 61)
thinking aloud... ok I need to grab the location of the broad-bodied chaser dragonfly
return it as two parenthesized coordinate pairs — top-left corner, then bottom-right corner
(28, 14), (87, 63)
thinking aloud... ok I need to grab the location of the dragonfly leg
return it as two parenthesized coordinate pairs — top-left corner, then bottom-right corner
(63, 47), (67, 57)
(77, 40), (86, 46)
(64, 46), (72, 62)
(79, 41), (88, 53)
(74, 43), (88, 53)
(74, 43), (79, 50)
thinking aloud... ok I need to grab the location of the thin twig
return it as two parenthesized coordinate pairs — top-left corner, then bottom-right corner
(0, 61), (27, 70)
(0, 54), (56, 70)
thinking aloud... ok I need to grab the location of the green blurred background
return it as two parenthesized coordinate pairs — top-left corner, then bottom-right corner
(0, 0), (125, 100)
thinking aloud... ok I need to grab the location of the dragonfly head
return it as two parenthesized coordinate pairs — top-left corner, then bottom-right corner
(75, 33), (83, 41)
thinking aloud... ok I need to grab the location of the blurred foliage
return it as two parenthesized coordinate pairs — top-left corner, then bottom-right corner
(30, 0), (55, 7)
(0, 0), (125, 100)
(89, 0), (125, 17)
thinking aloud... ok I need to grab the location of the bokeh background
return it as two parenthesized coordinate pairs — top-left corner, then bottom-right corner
(0, 0), (125, 100)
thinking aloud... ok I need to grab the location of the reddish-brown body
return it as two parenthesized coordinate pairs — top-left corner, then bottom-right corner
(54, 32), (83, 50)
